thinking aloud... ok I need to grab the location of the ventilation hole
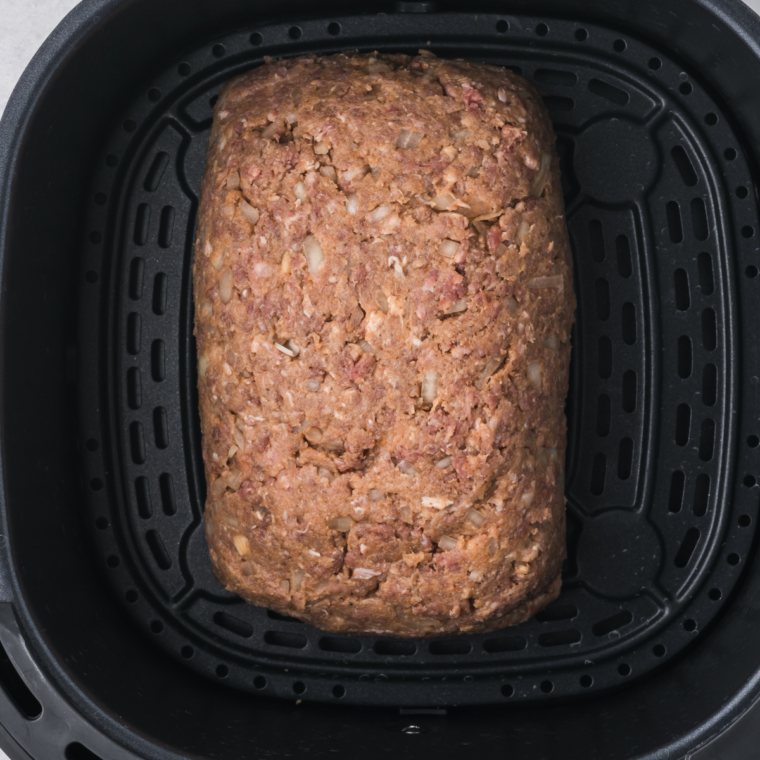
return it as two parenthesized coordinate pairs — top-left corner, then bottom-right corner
(212, 44), (225, 58)
(677, 336), (692, 379)
(181, 646), (194, 659)
(648, 57), (662, 69)
(148, 88), (161, 102)
(702, 308), (717, 350)
(675, 404), (691, 446)
(679, 82), (693, 95)
(216, 665), (229, 678)
(106, 555), (119, 568)
(293, 681), (306, 694)
(596, 394), (611, 437)
(123, 119), (137, 133)
(178, 62), (191, 76)
(618, 663), (632, 676)
(374, 639), (416, 656)
(540, 680), (554, 693)
(332, 685), (346, 698)
(250, 32), (263, 45)
(146, 530), (171, 570)
(130, 422), (146, 464)
(588, 78), (629, 105)
(135, 476), (153, 518)
(595, 278), (610, 320)
(536, 603), (578, 623)
(702, 363), (717, 406)
(144, 151), (169, 192)
(264, 631), (307, 649)
(748, 435), (760, 448)
(613, 38), (626, 52)
(653, 644), (666, 657)
(153, 406), (169, 449)
(127, 313), (141, 355)
(534, 69), (577, 86)
(668, 470), (685, 513)
(150, 620), (163, 634)
(590, 453), (606, 495)
(207, 95), (215, 109)
(89, 231), (102, 244)
(129, 257), (145, 299)
(736, 185), (749, 198)
(95, 517), (108, 530)
(684, 618), (697, 631)
(616, 234), (632, 277)
(151, 339), (165, 382)
(327, 21), (342, 35)
(542, 95), (574, 112)
(90, 478), (103, 491)
(693, 473), (710, 516)
(669, 145), (698, 187)
(744, 474), (756, 487)
(728, 553), (741, 565)
(125, 590), (138, 603)
(674, 527), (700, 568)
(674, 268), (690, 310)
(746, 265), (759, 278)
(65, 743), (102, 760)
(497, 683), (513, 699)
(105, 154), (118, 167)
(705, 112), (718, 125)
(214, 611), (253, 638)
(579, 674), (593, 688)
(739, 514), (752, 527)
(699, 418), (715, 461)
(152, 273), (168, 315)
(589, 219), (605, 261)
(133, 204), (150, 247)
(535, 23), (549, 36)
(538, 629), (581, 647)
(724, 148), (737, 161)
(622, 370), (637, 413)
(495, 19), (509, 33)
(592, 610), (633, 637)
(127, 367), (142, 410)
(483, 635), (527, 653)
(158, 206), (175, 249)
(254, 675), (267, 688)
(622, 302), (636, 344)
(598, 336), (612, 379)
(0, 638), (42, 719)
(742, 225), (755, 238)
(575, 28), (588, 41)
(691, 198), (708, 241)
(267, 610), (300, 623)
(289, 26), (302, 39)
(698, 252), (714, 294)
(319, 636), (362, 654)
(429, 639), (472, 655)
(667, 201), (683, 243)
(617, 437), (633, 480)
(159, 473), (176, 515)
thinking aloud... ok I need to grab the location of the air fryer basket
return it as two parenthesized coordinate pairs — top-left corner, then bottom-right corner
(2, 0), (760, 758)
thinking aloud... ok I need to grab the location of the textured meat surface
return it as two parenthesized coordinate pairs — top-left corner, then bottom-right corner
(193, 51), (575, 636)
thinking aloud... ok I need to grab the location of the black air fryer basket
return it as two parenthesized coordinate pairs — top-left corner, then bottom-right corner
(2, 0), (760, 758)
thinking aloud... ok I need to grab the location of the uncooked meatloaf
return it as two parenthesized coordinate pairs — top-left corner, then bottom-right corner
(193, 51), (575, 636)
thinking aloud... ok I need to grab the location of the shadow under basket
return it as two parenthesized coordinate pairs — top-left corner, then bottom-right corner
(2, 1), (760, 759)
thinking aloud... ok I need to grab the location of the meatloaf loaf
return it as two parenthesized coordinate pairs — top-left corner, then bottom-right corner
(193, 51), (575, 636)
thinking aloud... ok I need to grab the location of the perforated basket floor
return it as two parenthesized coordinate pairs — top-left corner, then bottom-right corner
(78, 11), (760, 707)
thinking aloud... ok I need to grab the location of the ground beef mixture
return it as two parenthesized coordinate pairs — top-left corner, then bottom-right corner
(193, 51), (575, 636)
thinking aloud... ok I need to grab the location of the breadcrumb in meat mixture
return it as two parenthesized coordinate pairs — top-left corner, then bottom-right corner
(193, 51), (575, 636)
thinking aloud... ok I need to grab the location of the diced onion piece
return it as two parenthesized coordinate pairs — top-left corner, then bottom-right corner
(262, 122), (279, 140)
(198, 355), (210, 377)
(346, 192), (359, 216)
(303, 427), (323, 443)
(318, 467), (335, 483)
(498, 88), (508, 103)
(398, 460), (419, 476)
(320, 165), (337, 182)
(368, 203), (393, 222)
(280, 579), (291, 593)
(375, 289), (389, 314)
(528, 361), (542, 391)
(314, 141), (330, 155)
(303, 234), (325, 274)
(545, 334), (559, 350)
(422, 370), (440, 405)
(517, 219), (531, 244)
(526, 274), (563, 289)
(475, 357), (504, 390)
(292, 569), (305, 591)
(227, 445), (238, 459)
(233, 427), (246, 450)
(488, 537), (499, 557)
(210, 246), (225, 270)
(353, 568), (381, 579)
(343, 164), (370, 182)
(294, 181), (307, 202)
(506, 296), (519, 315)
(521, 489), (535, 506)
(225, 469), (243, 491)
(292, 126), (303, 139)
(514, 562), (530, 575)
(435, 456), (452, 469)
(211, 478), (225, 497)
(400, 506), (413, 523)
(201, 300), (213, 318)
(452, 128), (473, 141)
(443, 298), (469, 316)
(219, 269), (234, 304)
(421, 496), (453, 510)
(328, 516), (353, 531)
(221, 203), (235, 219)
(473, 219), (488, 237)
(275, 342), (296, 358)
(439, 239), (460, 258)
(226, 171), (240, 189)
(241, 201), (259, 225)
(397, 129), (423, 149)
(233, 534), (250, 556)
(285, 339), (300, 357)
(281, 251), (291, 275)
(438, 535), (458, 551)
(530, 151), (552, 198)
(465, 509), (486, 528)
(469, 570), (483, 581)
(285, 112), (298, 125)
(432, 193), (456, 211)
(306, 379), (321, 392)
(224, 514), (239, 529)
(359, 339), (377, 355)
(368, 489), (384, 502)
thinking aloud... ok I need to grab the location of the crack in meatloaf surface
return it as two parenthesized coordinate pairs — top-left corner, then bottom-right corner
(193, 51), (575, 636)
